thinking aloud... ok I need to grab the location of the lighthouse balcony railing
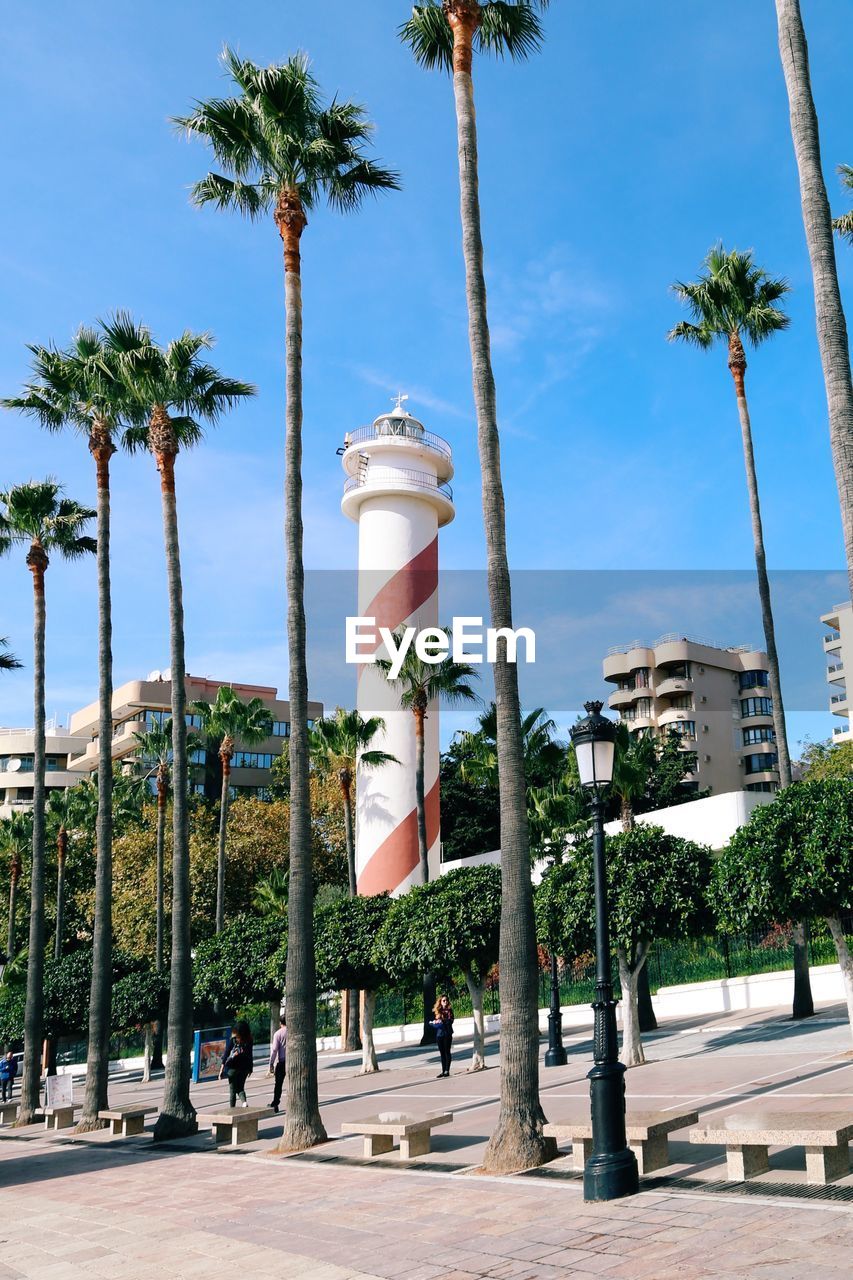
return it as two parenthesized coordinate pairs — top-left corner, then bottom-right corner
(344, 467), (453, 502)
(344, 423), (451, 459)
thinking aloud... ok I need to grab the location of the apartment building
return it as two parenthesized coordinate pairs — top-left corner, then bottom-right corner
(0, 721), (91, 819)
(602, 634), (779, 795)
(67, 672), (323, 800)
(821, 600), (852, 744)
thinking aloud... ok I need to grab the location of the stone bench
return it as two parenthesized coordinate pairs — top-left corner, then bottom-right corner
(198, 1107), (273, 1147)
(544, 1109), (699, 1174)
(36, 1105), (78, 1131)
(341, 1112), (453, 1160)
(98, 1105), (158, 1137)
(0, 1102), (18, 1126)
(689, 1112), (853, 1185)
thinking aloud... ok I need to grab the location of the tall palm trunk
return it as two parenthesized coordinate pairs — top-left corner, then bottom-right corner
(277, 193), (326, 1151)
(775, 0), (853, 603)
(728, 336), (813, 1020)
(54, 826), (67, 962)
(340, 774), (360, 1054)
(151, 766), (168, 1071)
(152, 422), (197, 1140)
(413, 703), (429, 884)
(446, 4), (550, 1172)
(17, 542), (47, 1125)
(215, 742), (232, 933)
(78, 434), (115, 1130)
(7, 854), (20, 956)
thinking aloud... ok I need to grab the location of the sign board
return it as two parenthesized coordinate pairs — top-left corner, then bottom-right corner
(45, 1073), (73, 1108)
(192, 1027), (231, 1083)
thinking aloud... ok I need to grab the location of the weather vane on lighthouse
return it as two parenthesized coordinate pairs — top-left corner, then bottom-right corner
(392, 391), (409, 412)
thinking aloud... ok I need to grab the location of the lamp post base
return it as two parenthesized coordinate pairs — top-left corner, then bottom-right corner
(544, 1012), (567, 1068)
(584, 1060), (639, 1202)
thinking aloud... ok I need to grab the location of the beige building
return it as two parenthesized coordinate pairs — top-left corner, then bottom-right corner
(821, 601), (852, 744)
(602, 634), (779, 795)
(0, 721), (91, 819)
(67, 672), (323, 800)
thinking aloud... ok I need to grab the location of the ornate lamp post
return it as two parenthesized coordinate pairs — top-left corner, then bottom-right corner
(544, 948), (567, 1068)
(570, 701), (638, 1202)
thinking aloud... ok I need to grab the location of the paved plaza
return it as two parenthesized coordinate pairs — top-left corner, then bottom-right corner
(1, 1004), (853, 1279)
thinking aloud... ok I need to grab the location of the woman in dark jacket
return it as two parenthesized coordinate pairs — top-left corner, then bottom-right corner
(431, 995), (454, 1078)
(219, 1020), (254, 1108)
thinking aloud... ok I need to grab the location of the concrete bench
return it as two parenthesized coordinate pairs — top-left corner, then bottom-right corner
(36, 1105), (78, 1131)
(689, 1112), (853, 1185)
(0, 1102), (18, 1126)
(199, 1107), (273, 1147)
(98, 1105), (158, 1137)
(544, 1109), (699, 1174)
(341, 1112), (453, 1160)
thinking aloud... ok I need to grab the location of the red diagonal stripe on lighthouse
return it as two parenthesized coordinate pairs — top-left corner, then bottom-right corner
(357, 777), (440, 897)
(363, 535), (438, 639)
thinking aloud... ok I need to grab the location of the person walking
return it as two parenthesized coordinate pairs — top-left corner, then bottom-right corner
(431, 995), (454, 1079)
(219, 1020), (254, 1108)
(268, 1015), (287, 1114)
(0, 1051), (17, 1102)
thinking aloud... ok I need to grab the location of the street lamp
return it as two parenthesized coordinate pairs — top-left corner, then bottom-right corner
(571, 701), (638, 1202)
(544, 947), (567, 1068)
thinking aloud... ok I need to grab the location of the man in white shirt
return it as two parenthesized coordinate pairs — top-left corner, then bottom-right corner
(268, 1015), (287, 1113)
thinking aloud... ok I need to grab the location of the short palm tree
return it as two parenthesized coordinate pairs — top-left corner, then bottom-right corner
(0, 813), (31, 957)
(309, 708), (399, 1052)
(189, 687), (273, 933)
(668, 245), (814, 1021)
(401, 0), (553, 1173)
(107, 317), (255, 1139)
(0, 638), (21, 671)
(611, 724), (657, 834)
(460, 705), (564, 795)
(833, 166), (853, 244)
(774, 0), (853, 607)
(175, 47), (398, 1152)
(376, 630), (478, 884)
(3, 325), (146, 1129)
(0, 481), (95, 1123)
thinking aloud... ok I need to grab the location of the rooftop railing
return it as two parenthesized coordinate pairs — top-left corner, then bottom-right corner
(607, 633), (756, 657)
(343, 423), (451, 459)
(344, 466), (453, 502)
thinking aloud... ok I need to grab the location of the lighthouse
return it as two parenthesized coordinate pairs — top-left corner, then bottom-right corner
(340, 396), (455, 896)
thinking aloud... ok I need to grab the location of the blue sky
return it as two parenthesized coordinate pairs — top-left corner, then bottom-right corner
(1, 1), (852, 749)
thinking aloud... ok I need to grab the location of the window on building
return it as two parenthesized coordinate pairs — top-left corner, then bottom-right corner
(741, 697), (773, 718)
(668, 694), (693, 711)
(632, 667), (650, 688)
(744, 752), (778, 775)
(745, 781), (777, 793)
(189, 748), (206, 765)
(739, 670), (769, 691)
(635, 698), (652, 718)
(231, 784), (272, 802)
(230, 751), (277, 770)
(271, 720), (290, 737)
(743, 726), (776, 746)
(669, 720), (696, 740)
(665, 662), (692, 679)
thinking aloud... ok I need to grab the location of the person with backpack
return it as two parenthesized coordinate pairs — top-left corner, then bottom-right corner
(219, 1020), (254, 1108)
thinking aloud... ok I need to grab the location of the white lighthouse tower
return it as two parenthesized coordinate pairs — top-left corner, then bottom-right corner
(340, 397), (455, 896)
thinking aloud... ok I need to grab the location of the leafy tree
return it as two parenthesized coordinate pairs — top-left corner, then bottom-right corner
(0, 813), (30, 957)
(377, 627), (478, 884)
(0, 638), (21, 672)
(774, 0), (853, 606)
(106, 316), (254, 1139)
(176, 48), (397, 1154)
(315, 894), (392, 1074)
(189, 687), (273, 933)
(0, 481), (95, 1123)
(193, 913), (286, 1018)
(253, 867), (289, 919)
(376, 866), (501, 1071)
(439, 735), (500, 862)
(797, 737), (853, 781)
(401, 0), (553, 1174)
(716, 780), (853, 1041)
(832, 165), (853, 245)
(545, 828), (712, 1068)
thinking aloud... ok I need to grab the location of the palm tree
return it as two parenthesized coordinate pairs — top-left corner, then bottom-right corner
(775, 0), (853, 606)
(0, 482), (94, 1123)
(668, 245), (813, 1020)
(460, 704), (564, 795)
(132, 720), (177, 976)
(175, 48), (398, 1152)
(107, 318), (254, 1139)
(833, 166), (853, 244)
(189, 686), (273, 933)
(45, 790), (72, 962)
(309, 708), (399, 1051)
(0, 814), (31, 957)
(401, 0), (552, 1173)
(377, 630), (478, 884)
(3, 326), (146, 1128)
(0, 638), (22, 672)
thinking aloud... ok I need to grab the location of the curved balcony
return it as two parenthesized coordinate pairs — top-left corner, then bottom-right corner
(342, 466), (455, 526)
(656, 676), (693, 699)
(602, 646), (654, 683)
(345, 422), (451, 460)
(608, 688), (637, 710)
(658, 707), (692, 729)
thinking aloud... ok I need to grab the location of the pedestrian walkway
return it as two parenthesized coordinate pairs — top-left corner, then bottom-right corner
(0, 1003), (851, 1279)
